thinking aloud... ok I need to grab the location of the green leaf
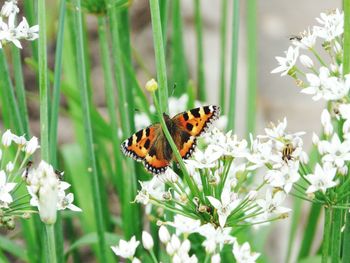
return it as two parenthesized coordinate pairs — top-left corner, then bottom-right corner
(299, 256), (323, 263)
(65, 232), (121, 256)
(0, 236), (28, 261)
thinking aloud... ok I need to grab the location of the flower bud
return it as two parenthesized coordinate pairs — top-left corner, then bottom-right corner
(145, 78), (158, 92)
(312, 133), (319, 145)
(2, 130), (13, 147)
(132, 258), (141, 263)
(25, 136), (40, 155)
(142, 231), (154, 250)
(6, 162), (14, 172)
(299, 55), (314, 68)
(159, 225), (170, 243)
(13, 135), (26, 147)
(321, 109), (333, 136)
(338, 165), (348, 176)
(299, 151), (309, 164)
(247, 190), (258, 201)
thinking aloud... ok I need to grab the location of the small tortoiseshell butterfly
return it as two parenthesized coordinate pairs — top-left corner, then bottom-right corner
(121, 105), (220, 175)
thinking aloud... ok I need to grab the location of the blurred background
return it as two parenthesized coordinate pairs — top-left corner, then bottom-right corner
(13, 0), (343, 262)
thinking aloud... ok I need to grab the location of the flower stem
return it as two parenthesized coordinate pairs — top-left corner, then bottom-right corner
(149, 249), (159, 263)
(45, 224), (57, 263)
(322, 207), (332, 263)
(227, 0), (240, 131)
(149, 0), (168, 113)
(219, 0), (228, 113)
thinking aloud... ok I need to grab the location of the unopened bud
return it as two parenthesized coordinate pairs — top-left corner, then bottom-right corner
(142, 231), (154, 250)
(159, 225), (170, 244)
(299, 55), (314, 68)
(145, 78), (158, 92)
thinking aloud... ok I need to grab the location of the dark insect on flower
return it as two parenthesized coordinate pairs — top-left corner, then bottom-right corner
(23, 161), (33, 178)
(55, 169), (64, 180)
(282, 143), (295, 162)
(288, 35), (302, 41)
(121, 106), (220, 175)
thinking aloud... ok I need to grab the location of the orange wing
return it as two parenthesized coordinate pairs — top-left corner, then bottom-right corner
(120, 124), (170, 175)
(172, 105), (220, 137)
(172, 105), (220, 159)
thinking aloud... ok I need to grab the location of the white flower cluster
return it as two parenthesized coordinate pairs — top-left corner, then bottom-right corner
(111, 224), (260, 263)
(272, 9), (348, 102)
(133, 119), (306, 261)
(25, 161), (81, 224)
(0, 0), (39, 48)
(272, 8), (350, 200)
(0, 129), (80, 228)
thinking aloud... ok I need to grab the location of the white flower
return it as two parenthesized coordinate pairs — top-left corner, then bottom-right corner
(25, 136), (40, 155)
(196, 223), (235, 251)
(321, 134), (350, 168)
(57, 193), (81, 212)
(1, 1), (19, 17)
(157, 168), (178, 184)
(256, 189), (291, 219)
(2, 130), (14, 147)
(302, 67), (350, 101)
(207, 186), (240, 227)
(271, 46), (299, 76)
(305, 163), (338, 194)
(166, 234), (181, 255)
(111, 236), (140, 259)
(0, 170), (16, 208)
(292, 28), (317, 49)
(5, 161), (14, 173)
(232, 241), (260, 263)
(299, 54), (314, 68)
(265, 163), (300, 193)
(159, 225), (171, 244)
(142, 231), (154, 250)
(134, 112), (151, 131)
(186, 146), (222, 169)
(321, 109), (333, 136)
(314, 9), (343, 41)
(167, 214), (201, 235)
(16, 17), (39, 41)
(211, 254), (221, 263)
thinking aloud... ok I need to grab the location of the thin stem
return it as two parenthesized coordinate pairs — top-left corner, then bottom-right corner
(149, 0), (168, 113)
(45, 225), (57, 263)
(194, 0), (206, 101)
(322, 208), (332, 263)
(227, 0), (240, 131)
(72, 0), (107, 260)
(38, 0), (49, 162)
(149, 249), (159, 263)
(246, 0), (257, 134)
(219, 0), (228, 112)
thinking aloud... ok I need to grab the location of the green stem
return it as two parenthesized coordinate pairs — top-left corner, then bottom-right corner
(97, 16), (124, 203)
(330, 208), (342, 262)
(11, 46), (30, 136)
(149, 0), (169, 113)
(219, 0), (228, 112)
(194, 0), (206, 101)
(322, 208), (332, 263)
(38, 0), (49, 162)
(149, 249), (158, 263)
(227, 0), (239, 131)
(72, 0), (107, 261)
(45, 225), (57, 263)
(246, 0), (257, 134)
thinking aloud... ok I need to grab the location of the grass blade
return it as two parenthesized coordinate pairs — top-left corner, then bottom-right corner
(193, 0), (206, 101)
(219, 0), (228, 113)
(227, 0), (240, 131)
(72, 0), (108, 260)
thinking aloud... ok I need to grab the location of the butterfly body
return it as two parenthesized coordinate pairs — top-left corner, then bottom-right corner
(121, 105), (220, 175)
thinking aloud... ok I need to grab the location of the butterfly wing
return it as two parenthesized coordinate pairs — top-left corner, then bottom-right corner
(120, 124), (170, 175)
(172, 105), (220, 159)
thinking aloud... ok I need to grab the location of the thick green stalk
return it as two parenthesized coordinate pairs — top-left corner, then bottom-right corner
(11, 46), (30, 136)
(330, 208), (342, 262)
(23, 0), (38, 60)
(149, 0), (168, 113)
(194, 0), (206, 101)
(342, 1), (350, 261)
(246, 0), (257, 134)
(0, 50), (24, 134)
(107, 2), (141, 239)
(322, 208), (332, 263)
(227, 0), (239, 131)
(44, 225), (56, 263)
(72, 0), (107, 260)
(159, 0), (168, 48)
(97, 16), (124, 203)
(171, 0), (188, 96)
(297, 204), (321, 260)
(219, 0), (228, 113)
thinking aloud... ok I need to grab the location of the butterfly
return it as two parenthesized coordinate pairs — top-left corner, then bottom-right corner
(120, 105), (220, 175)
